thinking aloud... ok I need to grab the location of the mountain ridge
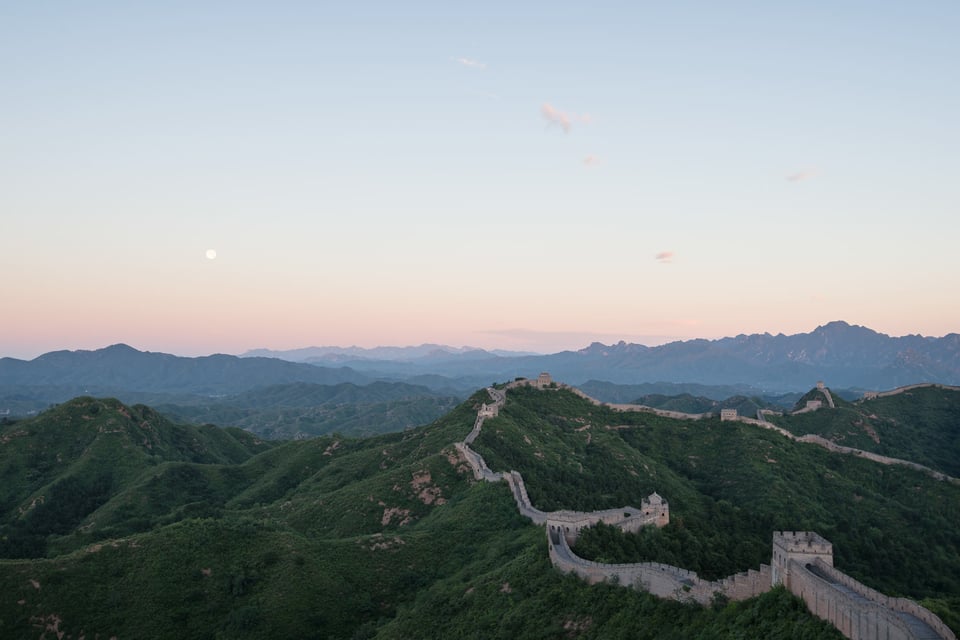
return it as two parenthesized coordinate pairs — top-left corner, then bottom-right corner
(4, 322), (960, 407)
(2, 383), (959, 637)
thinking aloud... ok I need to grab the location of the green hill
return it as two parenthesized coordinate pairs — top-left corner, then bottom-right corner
(1, 387), (957, 638)
(629, 392), (770, 417)
(471, 386), (960, 597)
(155, 381), (461, 440)
(0, 397), (274, 558)
(767, 384), (960, 477)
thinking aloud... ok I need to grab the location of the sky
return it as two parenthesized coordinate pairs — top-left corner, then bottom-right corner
(3, 1), (959, 359)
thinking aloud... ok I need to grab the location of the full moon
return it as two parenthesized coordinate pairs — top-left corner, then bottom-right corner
(205, 249), (217, 260)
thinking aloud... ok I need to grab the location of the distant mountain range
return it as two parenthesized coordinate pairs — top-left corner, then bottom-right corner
(245, 321), (960, 391)
(0, 343), (368, 393)
(2, 322), (958, 417)
(531, 321), (960, 390)
(243, 344), (540, 362)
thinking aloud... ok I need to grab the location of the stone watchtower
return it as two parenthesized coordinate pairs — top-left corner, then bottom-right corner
(771, 531), (833, 589)
(478, 403), (499, 418)
(643, 492), (670, 527)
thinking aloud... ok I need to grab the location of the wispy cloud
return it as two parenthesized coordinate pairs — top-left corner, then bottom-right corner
(655, 251), (674, 264)
(453, 57), (486, 69)
(583, 155), (600, 167)
(541, 103), (572, 132)
(541, 103), (591, 133)
(786, 168), (819, 182)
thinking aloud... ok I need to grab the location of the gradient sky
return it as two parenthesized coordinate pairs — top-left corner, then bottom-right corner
(3, 1), (959, 359)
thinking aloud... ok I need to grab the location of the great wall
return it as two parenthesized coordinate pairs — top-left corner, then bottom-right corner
(453, 374), (956, 640)
(564, 378), (958, 485)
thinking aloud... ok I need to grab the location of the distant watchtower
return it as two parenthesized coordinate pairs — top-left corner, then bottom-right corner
(771, 531), (834, 589)
(720, 408), (738, 421)
(643, 492), (670, 527)
(536, 372), (553, 388)
(478, 403), (499, 418)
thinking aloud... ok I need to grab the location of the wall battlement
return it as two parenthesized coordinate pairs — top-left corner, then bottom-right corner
(772, 530), (834, 590)
(773, 531), (834, 557)
(453, 379), (955, 639)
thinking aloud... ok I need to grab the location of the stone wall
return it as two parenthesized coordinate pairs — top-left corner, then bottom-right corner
(454, 442), (502, 482)
(797, 434), (955, 483)
(711, 565), (774, 601)
(547, 523), (772, 605)
(786, 559), (937, 640)
(796, 560), (958, 640)
(548, 525), (700, 600)
(518, 378), (959, 488)
(869, 383), (960, 399)
(561, 384), (713, 420)
(454, 381), (956, 639)
(772, 530), (832, 595)
(503, 471), (547, 524)
(457, 387), (669, 536)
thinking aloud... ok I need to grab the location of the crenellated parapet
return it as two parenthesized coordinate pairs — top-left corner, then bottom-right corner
(478, 402), (499, 418)
(453, 381), (956, 639)
(547, 522), (772, 604)
(772, 530), (833, 588)
(788, 556), (956, 640)
(456, 386), (669, 538)
(546, 494), (669, 546)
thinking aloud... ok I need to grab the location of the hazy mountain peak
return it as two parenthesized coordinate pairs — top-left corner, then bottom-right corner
(102, 343), (139, 353)
(813, 321), (880, 337)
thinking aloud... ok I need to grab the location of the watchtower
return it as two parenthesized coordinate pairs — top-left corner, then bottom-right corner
(642, 492), (670, 527)
(771, 531), (833, 588)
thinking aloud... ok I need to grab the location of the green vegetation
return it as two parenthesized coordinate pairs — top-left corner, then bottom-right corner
(625, 393), (769, 417)
(768, 385), (960, 476)
(0, 385), (957, 638)
(473, 386), (960, 599)
(155, 381), (462, 440)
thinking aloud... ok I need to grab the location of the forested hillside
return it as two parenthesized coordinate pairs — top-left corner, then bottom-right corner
(768, 384), (960, 477)
(1, 386), (956, 638)
(155, 381), (461, 439)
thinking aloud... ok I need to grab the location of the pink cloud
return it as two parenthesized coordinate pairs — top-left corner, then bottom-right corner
(786, 168), (819, 182)
(542, 103), (572, 132)
(583, 155), (600, 167)
(541, 104), (591, 133)
(655, 251), (674, 264)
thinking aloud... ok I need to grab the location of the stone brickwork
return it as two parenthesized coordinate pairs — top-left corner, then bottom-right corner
(785, 558), (955, 640)
(772, 531), (834, 587)
(478, 403), (499, 418)
(546, 493), (669, 546)
(456, 387), (668, 535)
(452, 380), (956, 639)
(866, 383), (960, 399)
(548, 524), (773, 604)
